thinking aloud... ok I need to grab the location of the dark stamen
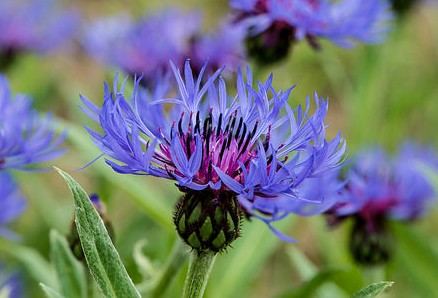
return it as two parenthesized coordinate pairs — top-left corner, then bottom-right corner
(170, 121), (175, 140)
(226, 130), (233, 148)
(186, 134), (192, 158)
(234, 117), (243, 139)
(219, 139), (227, 159)
(239, 135), (251, 157)
(217, 113), (223, 137)
(208, 161), (213, 180)
(206, 135), (210, 156)
(194, 111), (200, 133)
(203, 115), (210, 138)
(178, 116), (184, 136)
(238, 123), (247, 148)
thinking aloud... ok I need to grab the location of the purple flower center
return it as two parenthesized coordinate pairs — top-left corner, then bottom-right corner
(359, 196), (399, 233)
(158, 109), (266, 191)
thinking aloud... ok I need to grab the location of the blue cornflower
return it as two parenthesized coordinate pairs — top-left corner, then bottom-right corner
(84, 8), (247, 84)
(0, 171), (26, 240)
(192, 20), (247, 76)
(0, 74), (65, 171)
(326, 143), (438, 265)
(84, 9), (201, 81)
(329, 143), (437, 225)
(231, 0), (393, 63)
(0, 0), (78, 56)
(81, 61), (346, 251)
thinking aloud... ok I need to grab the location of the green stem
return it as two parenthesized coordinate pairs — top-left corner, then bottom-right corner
(183, 250), (217, 298)
(362, 266), (385, 286)
(150, 239), (188, 297)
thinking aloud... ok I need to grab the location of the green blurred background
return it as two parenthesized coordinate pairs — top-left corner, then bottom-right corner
(3, 0), (438, 297)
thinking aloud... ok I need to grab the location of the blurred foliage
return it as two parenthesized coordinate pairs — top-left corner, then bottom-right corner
(2, 1), (438, 297)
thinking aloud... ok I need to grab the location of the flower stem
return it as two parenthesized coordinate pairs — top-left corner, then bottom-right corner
(362, 266), (385, 286)
(183, 250), (217, 298)
(150, 239), (187, 297)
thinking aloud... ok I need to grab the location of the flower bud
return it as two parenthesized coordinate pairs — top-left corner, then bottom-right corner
(245, 23), (295, 66)
(349, 216), (393, 266)
(173, 190), (243, 253)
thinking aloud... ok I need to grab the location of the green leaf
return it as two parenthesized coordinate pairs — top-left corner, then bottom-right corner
(351, 282), (394, 298)
(39, 283), (66, 298)
(0, 239), (55, 287)
(392, 223), (438, 296)
(50, 230), (87, 298)
(55, 167), (140, 298)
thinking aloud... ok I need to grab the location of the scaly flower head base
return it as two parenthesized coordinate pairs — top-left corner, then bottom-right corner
(174, 189), (242, 253)
(81, 60), (346, 251)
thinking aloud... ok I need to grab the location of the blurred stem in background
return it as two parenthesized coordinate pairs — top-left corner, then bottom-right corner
(362, 266), (386, 288)
(137, 239), (188, 297)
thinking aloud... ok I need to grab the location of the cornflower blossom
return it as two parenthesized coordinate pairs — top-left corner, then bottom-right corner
(84, 9), (201, 80)
(0, 171), (26, 240)
(0, 75), (65, 171)
(0, 0), (77, 62)
(81, 61), (346, 252)
(230, 0), (393, 64)
(192, 21), (247, 76)
(326, 143), (438, 265)
(83, 9), (247, 84)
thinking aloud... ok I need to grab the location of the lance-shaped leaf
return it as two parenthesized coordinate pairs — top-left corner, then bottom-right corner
(40, 283), (66, 298)
(351, 282), (394, 298)
(55, 167), (140, 298)
(50, 230), (87, 298)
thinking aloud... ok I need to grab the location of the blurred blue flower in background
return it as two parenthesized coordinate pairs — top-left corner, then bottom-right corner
(326, 142), (438, 264)
(192, 20), (248, 75)
(84, 8), (202, 80)
(81, 60), (346, 245)
(0, 74), (66, 171)
(329, 143), (437, 226)
(0, 0), (78, 56)
(230, 0), (393, 64)
(83, 8), (247, 84)
(0, 171), (26, 240)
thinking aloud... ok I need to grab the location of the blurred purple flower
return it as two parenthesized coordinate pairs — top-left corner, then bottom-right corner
(0, 171), (26, 240)
(326, 143), (437, 264)
(84, 9), (201, 79)
(0, 74), (66, 171)
(192, 20), (247, 75)
(328, 143), (437, 230)
(81, 60), (346, 241)
(0, 0), (78, 55)
(84, 8), (247, 83)
(230, 0), (393, 63)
